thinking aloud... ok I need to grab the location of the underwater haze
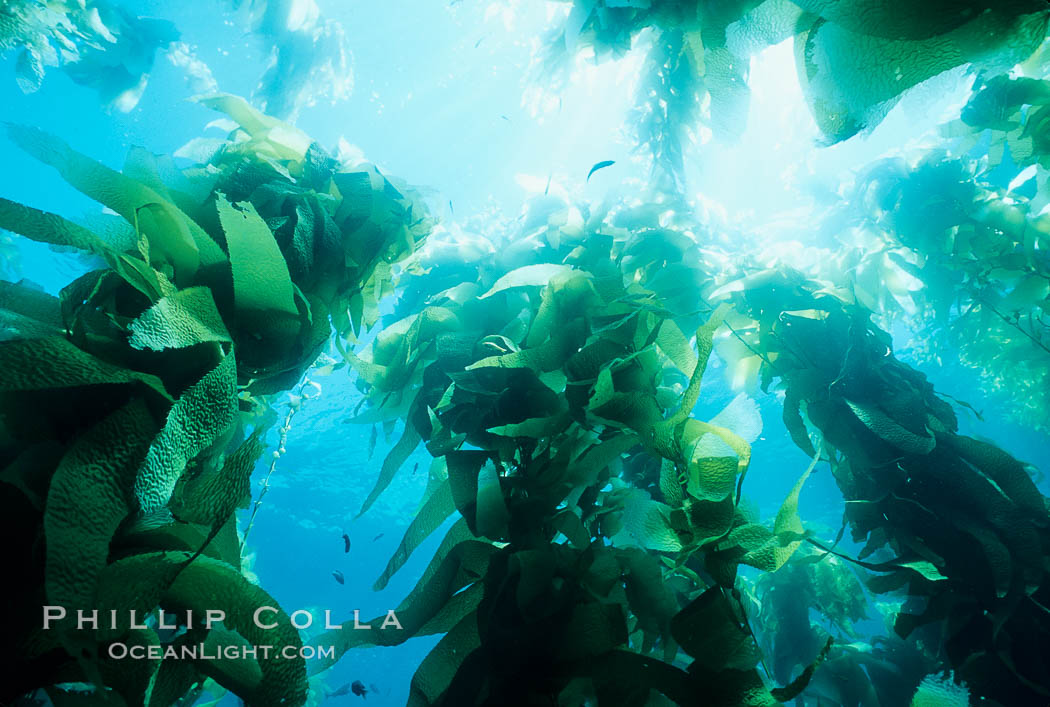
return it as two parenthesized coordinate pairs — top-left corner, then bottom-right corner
(2, 1), (1050, 706)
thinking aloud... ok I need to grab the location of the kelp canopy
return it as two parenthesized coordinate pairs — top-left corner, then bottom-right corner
(1, 1), (1050, 707)
(1, 0), (351, 116)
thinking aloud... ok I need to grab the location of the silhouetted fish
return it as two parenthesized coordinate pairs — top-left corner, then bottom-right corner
(373, 533), (384, 542)
(332, 570), (345, 584)
(587, 160), (615, 181)
(342, 533), (351, 553)
(351, 680), (368, 698)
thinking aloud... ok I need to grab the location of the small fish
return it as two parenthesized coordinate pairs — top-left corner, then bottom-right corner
(372, 533), (384, 542)
(587, 160), (615, 182)
(449, 199), (454, 215)
(369, 683), (380, 696)
(500, 114), (510, 122)
(412, 462), (420, 475)
(351, 680), (368, 698)
(332, 570), (345, 585)
(367, 425), (378, 460)
(342, 533), (351, 553)
(474, 37), (484, 48)
(544, 174), (551, 195)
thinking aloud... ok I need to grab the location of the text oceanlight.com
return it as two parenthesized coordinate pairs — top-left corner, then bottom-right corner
(109, 642), (335, 661)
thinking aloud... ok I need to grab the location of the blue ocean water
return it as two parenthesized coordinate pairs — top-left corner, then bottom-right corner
(3, 2), (1049, 705)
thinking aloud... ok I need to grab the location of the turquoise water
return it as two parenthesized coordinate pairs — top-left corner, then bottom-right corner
(3, 2), (1050, 705)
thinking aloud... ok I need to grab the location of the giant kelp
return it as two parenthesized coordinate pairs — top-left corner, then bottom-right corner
(835, 152), (1050, 433)
(714, 268), (1050, 704)
(0, 0), (178, 111)
(231, 0), (354, 122)
(5, 4), (1050, 704)
(751, 549), (935, 706)
(304, 185), (1050, 705)
(5, 131), (1047, 704)
(536, 0), (1050, 433)
(0, 96), (430, 706)
(306, 192), (837, 705)
(1, 0), (352, 122)
(721, 146), (1050, 434)
(536, 0), (1050, 187)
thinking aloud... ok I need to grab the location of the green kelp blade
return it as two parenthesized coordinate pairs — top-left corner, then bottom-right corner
(568, 432), (637, 488)
(308, 522), (490, 673)
(374, 479), (456, 591)
(665, 302), (732, 428)
(98, 552), (307, 707)
(555, 602), (629, 662)
(0, 198), (164, 300)
(769, 637), (834, 702)
(794, 0), (1033, 40)
(467, 316), (588, 373)
(445, 450), (490, 535)
(620, 549), (679, 652)
(44, 399), (155, 612)
(619, 490), (685, 552)
(475, 458), (509, 539)
(215, 195), (298, 319)
(0, 195), (112, 255)
(194, 627), (265, 699)
(169, 429), (265, 555)
(739, 451), (819, 572)
(782, 390), (816, 457)
(510, 549), (558, 616)
(0, 280), (64, 338)
(845, 399), (935, 454)
(652, 317), (697, 375)
(195, 93), (313, 160)
(572, 650), (695, 706)
(6, 124), (226, 278)
(685, 496), (738, 548)
(129, 286), (231, 351)
(795, 9), (1047, 142)
(145, 651), (206, 707)
(681, 418), (752, 501)
(406, 612), (480, 707)
(0, 336), (170, 401)
(670, 586), (760, 671)
(97, 627), (162, 706)
(415, 580), (484, 638)
(134, 353), (238, 514)
(357, 414), (422, 517)
(478, 263), (575, 299)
